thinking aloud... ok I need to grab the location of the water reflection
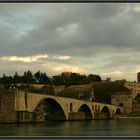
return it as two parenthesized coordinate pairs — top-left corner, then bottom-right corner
(0, 119), (139, 136)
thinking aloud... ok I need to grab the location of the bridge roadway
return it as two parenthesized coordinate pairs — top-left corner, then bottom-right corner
(14, 90), (124, 121)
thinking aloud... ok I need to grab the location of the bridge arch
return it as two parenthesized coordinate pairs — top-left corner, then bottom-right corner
(78, 104), (93, 120)
(101, 106), (111, 119)
(115, 108), (121, 115)
(34, 97), (66, 121)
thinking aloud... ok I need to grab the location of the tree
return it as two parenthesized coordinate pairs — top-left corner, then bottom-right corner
(23, 70), (35, 83)
(87, 74), (102, 83)
(52, 75), (63, 85)
(34, 71), (41, 83)
(52, 72), (102, 86)
(94, 81), (129, 103)
(0, 73), (13, 88)
(40, 72), (50, 84)
(13, 72), (19, 83)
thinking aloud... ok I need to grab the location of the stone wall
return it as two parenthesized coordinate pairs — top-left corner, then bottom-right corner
(94, 112), (111, 120)
(133, 101), (140, 112)
(16, 111), (44, 123)
(68, 112), (85, 120)
(111, 94), (133, 114)
(125, 81), (140, 98)
(0, 90), (17, 123)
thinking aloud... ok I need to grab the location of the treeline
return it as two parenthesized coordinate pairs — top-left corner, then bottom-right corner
(0, 71), (102, 86)
(53, 72), (102, 86)
(0, 71), (50, 85)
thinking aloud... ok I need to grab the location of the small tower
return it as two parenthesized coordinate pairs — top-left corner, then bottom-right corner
(90, 85), (95, 102)
(137, 72), (140, 83)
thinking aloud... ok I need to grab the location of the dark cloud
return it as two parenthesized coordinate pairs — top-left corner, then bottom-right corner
(0, 4), (140, 81)
(0, 4), (130, 57)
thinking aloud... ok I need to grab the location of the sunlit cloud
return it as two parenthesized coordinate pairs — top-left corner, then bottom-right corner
(101, 69), (138, 82)
(101, 70), (123, 79)
(134, 66), (140, 73)
(57, 56), (72, 60)
(54, 65), (82, 73)
(1, 54), (48, 62)
(133, 5), (140, 12)
(52, 55), (72, 60)
(42, 62), (87, 74)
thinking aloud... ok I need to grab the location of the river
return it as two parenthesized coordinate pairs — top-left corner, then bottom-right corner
(0, 119), (140, 136)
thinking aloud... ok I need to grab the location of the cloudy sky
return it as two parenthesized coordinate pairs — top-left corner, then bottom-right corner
(0, 3), (140, 81)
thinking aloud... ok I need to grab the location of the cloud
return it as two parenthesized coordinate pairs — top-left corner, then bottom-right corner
(52, 55), (72, 60)
(101, 70), (138, 82)
(0, 4), (140, 81)
(0, 4), (130, 57)
(42, 62), (91, 76)
(53, 65), (83, 73)
(101, 70), (123, 77)
(1, 54), (48, 62)
(101, 71), (128, 81)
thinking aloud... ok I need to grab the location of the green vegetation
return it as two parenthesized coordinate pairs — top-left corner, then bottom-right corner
(52, 72), (101, 86)
(0, 71), (102, 86)
(57, 81), (129, 104)
(57, 85), (91, 100)
(93, 81), (129, 103)
(0, 71), (129, 103)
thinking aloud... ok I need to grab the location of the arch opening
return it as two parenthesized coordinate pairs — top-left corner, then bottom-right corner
(34, 98), (66, 121)
(101, 106), (111, 119)
(78, 104), (93, 120)
(70, 103), (73, 112)
(115, 108), (121, 115)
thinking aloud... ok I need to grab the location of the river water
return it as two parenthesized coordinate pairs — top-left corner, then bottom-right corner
(0, 119), (140, 136)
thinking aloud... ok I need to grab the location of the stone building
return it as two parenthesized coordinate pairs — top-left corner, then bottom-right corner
(124, 72), (140, 98)
(124, 81), (140, 98)
(132, 94), (140, 112)
(111, 92), (133, 114)
(112, 76), (140, 114)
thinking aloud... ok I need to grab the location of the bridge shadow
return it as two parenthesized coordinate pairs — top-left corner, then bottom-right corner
(115, 108), (121, 115)
(35, 98), (66, 121)
(78, 104), (92, 120)
(100, 106), (111, 119)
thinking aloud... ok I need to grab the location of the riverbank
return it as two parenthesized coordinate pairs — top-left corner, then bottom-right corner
(115, 112), (140, 119)
(116, 116), (140, 119)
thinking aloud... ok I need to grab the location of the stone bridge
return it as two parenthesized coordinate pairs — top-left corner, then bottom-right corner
(13, 90), (124, 122)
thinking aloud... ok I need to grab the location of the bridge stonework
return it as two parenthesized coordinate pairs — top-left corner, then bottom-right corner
(0, 90), (124, 123)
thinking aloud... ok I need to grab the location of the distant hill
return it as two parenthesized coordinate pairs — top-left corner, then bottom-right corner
(4, 80), (129, 104)
(93, 81), (129, 103)
(57, 81), (129, 104)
